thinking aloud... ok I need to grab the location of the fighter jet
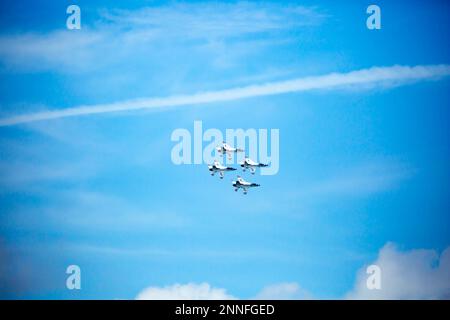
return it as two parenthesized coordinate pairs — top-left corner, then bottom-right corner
(208, 160), (236, 179)
(240, 157), (268, 174)
(232, 176), (260, 195)
(216, 141), (244, 160)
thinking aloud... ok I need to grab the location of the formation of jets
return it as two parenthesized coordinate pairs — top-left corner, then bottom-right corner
(208, 160), (236, 179)
(240, 157), (268, 174)
(216, 141), (244, 160)
(209, 142), (266, 195)
(232, 176), (260, 194)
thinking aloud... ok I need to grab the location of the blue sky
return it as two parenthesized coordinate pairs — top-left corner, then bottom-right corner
(0, 0), (449, 299)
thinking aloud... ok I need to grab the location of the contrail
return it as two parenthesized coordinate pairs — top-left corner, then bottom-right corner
(1, 64), (449, 127)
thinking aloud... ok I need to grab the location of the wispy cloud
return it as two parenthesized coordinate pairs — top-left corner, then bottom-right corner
(0, 64), (449, 126)
(101, 3), (326, 38)
(0, 3), (324, 72)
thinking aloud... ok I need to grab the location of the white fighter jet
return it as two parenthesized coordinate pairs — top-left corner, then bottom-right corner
(216, 141), (244, 160)
(208, 160), (236, 179)
(240, 157), (268, 174)
(232, 176), (260, 195)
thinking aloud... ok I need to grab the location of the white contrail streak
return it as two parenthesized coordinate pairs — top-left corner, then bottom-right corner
(1, 64), (449, 127)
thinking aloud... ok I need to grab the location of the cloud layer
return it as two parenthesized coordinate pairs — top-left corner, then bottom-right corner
(135, 282), (311, 300)
(136, 282), (236, 300)
(253, 282), (312, 300)
(0, 3), (324, 72)
(346, 243), (450, 299)
(136, 244), (450, 300)
(1, 64), (449, 127)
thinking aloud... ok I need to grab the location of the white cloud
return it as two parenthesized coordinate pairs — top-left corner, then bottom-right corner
(135, 243), (450, 300)
(0, 3), (324, 72)
(101, 3), (325, 38)
(136, 282), (236, 300)
(346, 243), (450, 299)
(0, 30), (104, 72)
(136, 282), (311, 300)
(253, 282), (312, 299)
(1, 64), (449, 126)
